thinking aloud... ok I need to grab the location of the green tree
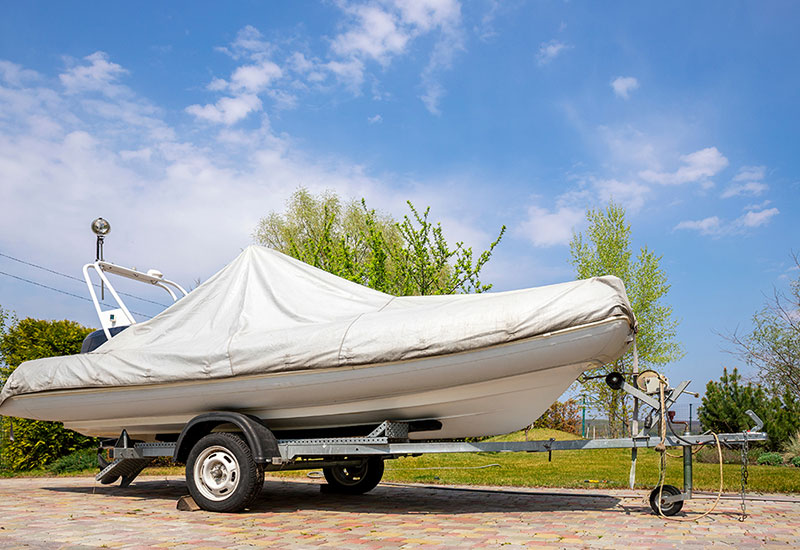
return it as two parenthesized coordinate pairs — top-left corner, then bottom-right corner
(725, 254), (800, 399)
(0, 317), (96, 471)
(699, 367), (800, 451)
(254, 188), (506, 295)
(569, 201), (682, 436)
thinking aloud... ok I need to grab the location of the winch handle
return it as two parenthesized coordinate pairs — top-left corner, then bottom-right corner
(745, 410), (763, 433)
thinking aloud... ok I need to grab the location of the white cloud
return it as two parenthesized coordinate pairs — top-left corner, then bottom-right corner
(722, 165), (768, 198)
(59, 52), (129, 97)
(674, 216), (722, 236)
(733, 165), (766, 182)
(610, 76), (639, 99)
(674, 207), (779, 237)
(592, 178), (650, 212)
(328, 0), (463, 113)
(367, 114), (383, 124)
(332, 4), (411, 64)
(536, 40), (569, 66)
(325, 59), (366, 91)
(639, 146), (728, 186)
(519, 203), (584, 247)
(185, 94), (262, 125)
(739, 207), (779, 228)
(216, 25), (273, 61)
(0, 60), (40, 86)
(229, 61), (282, 93)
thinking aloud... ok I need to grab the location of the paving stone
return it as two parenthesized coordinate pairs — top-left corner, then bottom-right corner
(0, 476), (798, 549)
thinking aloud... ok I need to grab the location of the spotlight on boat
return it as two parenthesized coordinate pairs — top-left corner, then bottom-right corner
(91, 217), (111, 236)
(605, 372), (625, 390)
(91, 217), (110, 262)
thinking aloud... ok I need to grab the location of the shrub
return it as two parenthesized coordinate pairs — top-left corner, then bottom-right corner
(46, 447), (98, 474)
(791, 456), (800, 468)
(756, 452), (784, 466)
(699, 368), (800, 451)
(0, 318), (96, 471)
(783, 430), (800, 459)
(530, 399), (581, 435)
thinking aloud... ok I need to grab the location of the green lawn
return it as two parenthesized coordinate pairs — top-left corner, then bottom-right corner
(3, 428), (799, 492)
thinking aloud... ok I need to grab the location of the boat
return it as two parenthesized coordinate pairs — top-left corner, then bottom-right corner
(0, 245), (636, 441)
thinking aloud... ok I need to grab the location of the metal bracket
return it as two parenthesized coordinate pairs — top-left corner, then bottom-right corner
(745, 410), (763, 432)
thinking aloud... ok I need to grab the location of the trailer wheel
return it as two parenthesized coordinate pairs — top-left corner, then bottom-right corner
(322, 457), (384, 494)
(186, 433), (264, 512)
(649, 484), (684, 516)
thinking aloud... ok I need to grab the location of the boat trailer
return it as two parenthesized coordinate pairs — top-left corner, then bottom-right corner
(98, 401), (766, 515)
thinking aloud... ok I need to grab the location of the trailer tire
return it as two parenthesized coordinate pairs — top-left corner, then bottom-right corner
(186, 433), (264, 512)
(322, 457), (384, 494)
(649, 484), (683, 516)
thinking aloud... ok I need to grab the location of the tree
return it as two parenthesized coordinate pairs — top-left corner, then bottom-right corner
(253, 188), (506, 295)
(569, 201), (682, 437)
(699, 367), (800, 451)
(0, 317), (96, 471)
(724, 254), (800, 399)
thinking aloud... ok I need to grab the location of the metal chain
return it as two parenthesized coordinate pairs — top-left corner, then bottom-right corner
(739, 432), (749, 521)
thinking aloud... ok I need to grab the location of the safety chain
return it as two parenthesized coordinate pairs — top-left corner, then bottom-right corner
(739, 432), (749, 521)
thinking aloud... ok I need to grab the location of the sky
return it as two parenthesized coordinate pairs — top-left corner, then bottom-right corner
(1, 1), (798, 411)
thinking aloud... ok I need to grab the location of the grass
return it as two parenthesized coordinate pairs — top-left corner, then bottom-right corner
(3, 428), (799, 492)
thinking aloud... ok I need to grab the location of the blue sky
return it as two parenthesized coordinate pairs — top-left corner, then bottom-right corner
(1, 1), (798, 407)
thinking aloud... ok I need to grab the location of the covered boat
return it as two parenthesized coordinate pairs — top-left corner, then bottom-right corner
(0, 246), (636, 440)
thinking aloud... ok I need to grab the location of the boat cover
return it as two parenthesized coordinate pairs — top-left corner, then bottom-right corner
(0, 246), (635, 404)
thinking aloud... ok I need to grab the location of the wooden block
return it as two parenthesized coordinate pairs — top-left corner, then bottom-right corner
(176, 495), (201, 511)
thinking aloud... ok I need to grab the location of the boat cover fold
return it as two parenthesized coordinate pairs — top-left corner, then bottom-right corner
(0, 246), (635, 404)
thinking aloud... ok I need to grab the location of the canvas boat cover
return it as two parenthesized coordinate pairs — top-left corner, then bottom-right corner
(0, 246), (635, 404)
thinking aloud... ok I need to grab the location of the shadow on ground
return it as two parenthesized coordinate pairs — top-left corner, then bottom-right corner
(45, 478), (629, 515)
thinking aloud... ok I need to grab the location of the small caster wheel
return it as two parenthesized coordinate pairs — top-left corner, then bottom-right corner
(649, 484), (684, 516)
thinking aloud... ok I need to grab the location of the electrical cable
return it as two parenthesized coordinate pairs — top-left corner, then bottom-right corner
(0, 251), (169, 307)
(0, 269), (151, 319)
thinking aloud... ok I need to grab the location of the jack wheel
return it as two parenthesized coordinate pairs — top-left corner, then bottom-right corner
(649, 484), (684, 516)
(322, 457), (384, 494)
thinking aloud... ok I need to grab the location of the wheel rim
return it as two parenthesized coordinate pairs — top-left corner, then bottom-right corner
(330, 462), (369, 486)
(193, 445), (241, 502)
(655, 487), (678, 513)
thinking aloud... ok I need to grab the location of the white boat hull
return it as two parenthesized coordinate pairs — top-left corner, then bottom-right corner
(0, 318), (632, 440)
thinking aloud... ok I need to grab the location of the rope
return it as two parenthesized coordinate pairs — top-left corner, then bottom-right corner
(653, 374), (725, 520)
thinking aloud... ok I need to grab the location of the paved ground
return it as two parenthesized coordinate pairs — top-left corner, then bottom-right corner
(0, 475), (798, 549)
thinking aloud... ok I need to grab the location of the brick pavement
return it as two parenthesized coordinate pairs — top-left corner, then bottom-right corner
(0, 475), (798, 549)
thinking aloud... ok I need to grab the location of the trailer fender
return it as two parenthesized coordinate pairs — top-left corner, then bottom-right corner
(173, 412), (279, 464)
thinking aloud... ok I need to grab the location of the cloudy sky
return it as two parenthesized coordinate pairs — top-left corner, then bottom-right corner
(1, 1), (798, 402)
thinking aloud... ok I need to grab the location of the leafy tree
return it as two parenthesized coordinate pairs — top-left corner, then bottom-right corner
(254, 188), (506, 295)
(699, 367), (800, 451)
(529, 399), (581, 436)
(569, 201), (682, 436)
(725, 254), (800, 399)
(0, 317), (96, 471)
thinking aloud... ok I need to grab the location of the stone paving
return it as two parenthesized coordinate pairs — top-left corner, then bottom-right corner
(0, 475), (798, 549)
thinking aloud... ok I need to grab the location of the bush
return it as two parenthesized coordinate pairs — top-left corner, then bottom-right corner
(530, 399), (581, 435)
(0, 318), (96, 471)
(783, 430), (800, 459)
(757, 452), (784, 466)
(699, 368), (800, 451)
(46, 447), (98, 474)
(791, 456), (800, 468)
(695, 445), (760, 465)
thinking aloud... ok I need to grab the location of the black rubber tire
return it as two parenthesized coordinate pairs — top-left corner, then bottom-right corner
(322, 457), (384, 494)
(649, 484), (684, 516)
(185, 433), (264, 513)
